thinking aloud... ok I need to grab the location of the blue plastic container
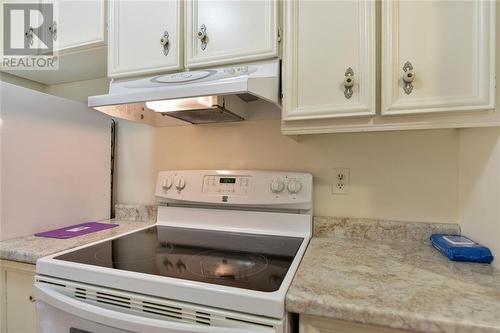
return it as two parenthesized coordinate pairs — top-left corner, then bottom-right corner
(430, 234), (493, 264)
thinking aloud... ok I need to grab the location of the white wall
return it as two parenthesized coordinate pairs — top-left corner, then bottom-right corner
(456, 3), (500, 268)
(114, 120), (157, 205)
(0, 83), (111, 240)
(459, 129), (500, 269)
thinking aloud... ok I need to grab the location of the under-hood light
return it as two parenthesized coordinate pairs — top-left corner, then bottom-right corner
(146, 96), (214, 113)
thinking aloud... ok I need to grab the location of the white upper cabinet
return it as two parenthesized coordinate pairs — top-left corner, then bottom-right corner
(382, 1), (495, 115)
(185, 0), (278, 68)
(282, 0), (376, 121)
(46, 0), (105, 53)
(108, 0), (182, 78)
(1, 0), (106, 84)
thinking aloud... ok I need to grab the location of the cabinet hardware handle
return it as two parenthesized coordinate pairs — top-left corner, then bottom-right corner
(48, 21), (57, 40)
(344, 67), (355, 99)
(160, 30), (170, 56)
(25, 26), (34, 45)
(29, 295), (36, 303)
(197, 24), (207, 50)
(402, 61), (415, 95)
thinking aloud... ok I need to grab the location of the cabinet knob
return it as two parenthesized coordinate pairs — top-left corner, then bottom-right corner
(160, 30), (170, 56)
(29, 295), (36, 303)
(344, 67), (355, 99)
(48, 21), (57, 41)
(402, 61), (415, 95)
(197, 24), (208, 50)
(25, 27), (34, 45)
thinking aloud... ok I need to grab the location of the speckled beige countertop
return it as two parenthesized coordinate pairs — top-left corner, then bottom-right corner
(287, 217), (500, 333)
(0, 219), (153, 264)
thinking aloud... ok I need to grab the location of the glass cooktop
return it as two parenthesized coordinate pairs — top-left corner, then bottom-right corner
(55, 226), (303, 292)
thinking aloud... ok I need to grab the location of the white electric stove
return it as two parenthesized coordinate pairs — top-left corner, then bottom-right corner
(35, 170), (312, 333)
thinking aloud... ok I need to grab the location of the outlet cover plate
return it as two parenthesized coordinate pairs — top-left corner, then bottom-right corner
(332, 167), (350, 194)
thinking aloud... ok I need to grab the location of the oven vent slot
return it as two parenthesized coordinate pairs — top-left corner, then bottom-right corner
(74, 287), (87, 300)
(37, 279), (66, 288)
(196, 311), (211, 325)
(142, 301), (183, 320)
(141, 301), (211, 326)
(226, 316), (275, 328)
(96, 291), (131, 309)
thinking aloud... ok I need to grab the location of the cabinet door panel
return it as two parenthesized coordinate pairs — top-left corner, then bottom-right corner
(185, 0), (278, 68)
(300, 315), (413, 333)
(1, 261), (37, 333)
(282, 0), (376, 120)
(6, 271), (36, 333)
(0, 0), (46, 52)
(382, 1), (495, 115)
(108, 0), (182, 78)
(47, 0), (105, 52)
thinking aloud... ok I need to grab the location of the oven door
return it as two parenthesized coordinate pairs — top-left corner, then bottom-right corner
(35, 282), (283, 333)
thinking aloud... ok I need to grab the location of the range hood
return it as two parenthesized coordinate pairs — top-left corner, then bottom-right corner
(88, 60), (280, 125)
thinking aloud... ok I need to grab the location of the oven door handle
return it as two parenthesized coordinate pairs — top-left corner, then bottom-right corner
(34, 284), (262, 333)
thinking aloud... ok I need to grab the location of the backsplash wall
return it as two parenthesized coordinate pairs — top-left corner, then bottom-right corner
(114, 119), (460, 223)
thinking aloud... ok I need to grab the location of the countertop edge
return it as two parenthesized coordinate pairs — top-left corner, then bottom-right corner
(286, 296), (500, 333)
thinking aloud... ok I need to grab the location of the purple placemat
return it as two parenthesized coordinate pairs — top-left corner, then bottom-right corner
(35, 222), (118, 239)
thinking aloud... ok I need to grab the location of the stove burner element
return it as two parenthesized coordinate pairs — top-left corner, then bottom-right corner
(186, 250), (268, 281)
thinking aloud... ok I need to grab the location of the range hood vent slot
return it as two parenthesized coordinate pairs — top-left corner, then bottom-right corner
(161, 106), (244, 124)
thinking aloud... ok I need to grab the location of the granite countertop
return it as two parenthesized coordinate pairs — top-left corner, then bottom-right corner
(287, 217), (500, 333)
(0, 219), (153, 264)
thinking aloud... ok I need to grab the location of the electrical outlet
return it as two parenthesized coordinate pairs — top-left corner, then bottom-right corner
(332, 168), (350, 194)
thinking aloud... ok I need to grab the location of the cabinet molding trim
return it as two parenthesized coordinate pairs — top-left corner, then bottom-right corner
(282, 110), (500, 135)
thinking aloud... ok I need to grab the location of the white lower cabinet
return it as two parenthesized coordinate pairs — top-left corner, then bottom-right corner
(0, 260), (37, 333)
(299, 315), (414, 333)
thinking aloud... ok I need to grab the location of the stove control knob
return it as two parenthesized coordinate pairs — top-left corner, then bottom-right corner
(175, 177), (186, 191)
(162, 176), (173, 190)
(287, 179), (303, 194)
(270, 179), (285, 194)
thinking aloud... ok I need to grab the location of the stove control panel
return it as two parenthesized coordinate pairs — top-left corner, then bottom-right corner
(155, 170), (313, 210)
(202, 175), (252, 195)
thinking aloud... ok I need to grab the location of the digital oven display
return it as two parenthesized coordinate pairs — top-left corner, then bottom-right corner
(219, 177), (236, 184)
